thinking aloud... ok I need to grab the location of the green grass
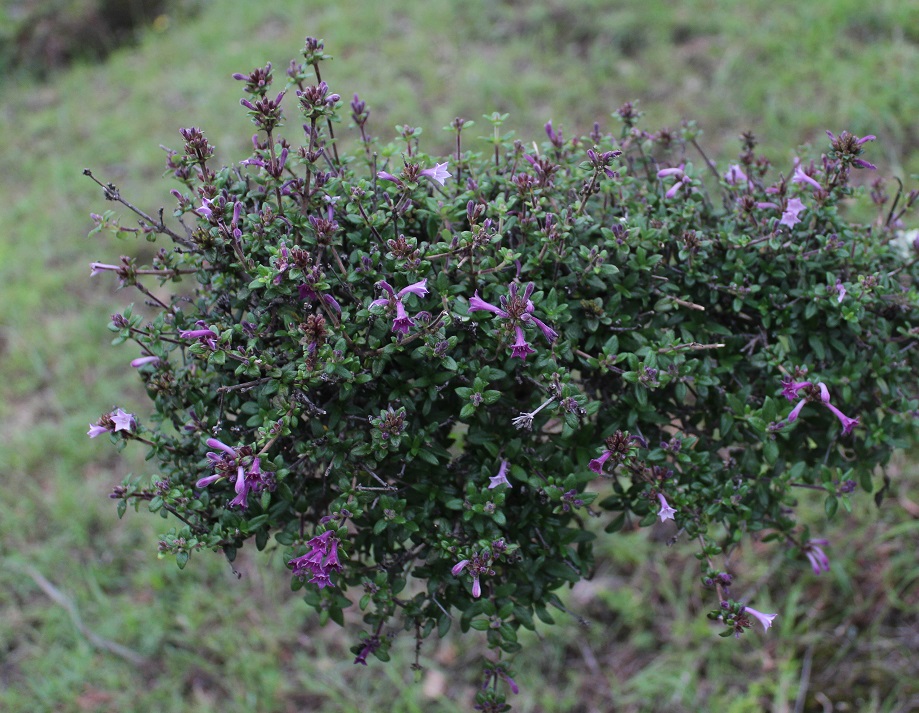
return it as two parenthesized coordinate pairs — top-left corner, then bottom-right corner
(2, 0), (918, 710)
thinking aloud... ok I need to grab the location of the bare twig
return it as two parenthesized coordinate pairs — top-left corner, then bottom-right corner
(20, 564), (149, 666)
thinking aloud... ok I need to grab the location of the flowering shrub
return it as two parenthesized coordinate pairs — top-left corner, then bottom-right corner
(87, 38), (919, 709)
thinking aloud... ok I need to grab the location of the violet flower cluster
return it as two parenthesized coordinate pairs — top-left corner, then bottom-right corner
(467, 282), (558, 360)
(782, 377), (859, 436)
(289, 530), (344, 589)
(370, 279), (429, 335)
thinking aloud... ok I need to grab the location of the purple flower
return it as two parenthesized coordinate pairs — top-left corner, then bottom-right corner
(852, 158), (878, 170)
(195, 473), (223, 488)
(743, 606), (777, 632)
(370, 279), (429, 335)
(89, 262), (120, 276)
(88, 408), (136, 438)
(131, 355), (161, 368)
(451, 554), (489, 598)
(289, 529), (344, 588)
(196, 198), (216, 220)
(781, 379), (812, 401)
(228, 465), (251, 509)
(353, 636), (381, 666)
(468, 292), (509, 318)
(656, 493), (677, 522)
(792, 165), (823, 193)
(803, 539), (830, 574)
(179, 322), (219, 350)
(545, 120), (563, 148)
(781, 378), (858, 435)
(376, 170), (403, 187)
(656, 166), (685, 178)
(509, 326), (536, 361)
(87, 424), (109, 438)
(466, 283), (558, 360)
(835, 280), (847, 303)
(522, 306), (559, 343)
(420, 162), (452, 186)
(787, 398), (808, 424)
(826, 402), (859, 435)
(111, 408), (136, 433)
(780, 197), (806, 228)
(657, 165), (691, 199)
(206, 437), (237, 456)
(488, 459), (512, 489)
(589, 450), (612, 474)
(724, 164), (748, 185)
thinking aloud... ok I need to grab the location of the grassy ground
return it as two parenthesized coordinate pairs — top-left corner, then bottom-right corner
(1, 1), (918, 710)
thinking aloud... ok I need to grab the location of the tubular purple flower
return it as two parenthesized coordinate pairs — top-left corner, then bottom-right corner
(817, 382), (831, 404)
(392, 300), (414, 335)
(525, 314), (559, 343)
(206, 437), (237, 456)
(835, 280), (847, 303)
(825, 402), (858, 435)
(656, 493), (677, 522)
(803, 539), (830, 574)
(545, 120), (563, 147)
(371, 279), (428, 334)
(90, 262), (120, 276)
(589, 450), (612, 474)
(420, 162), (452, 186)
(781, 379), (812, 401)
(131, 355), (161, 368)
(451, 559), (469, 576)
(180, 323), (219, 350)
(325, 539), (343, 572)
(656, 167), (685, 178)
(787, 398), (807, 424)
(398, 279), (429, 299)
(510, 326), (536, 361)
(376, 171), (403, 187)
(665, 177), (687, 199)
(488, 459), (512, 489)
(744, 606), (777, 632)
(229, 465), (250, 509)
(853, 158), (877, 170)
(195, 473), (223, 488)
(323, 293), (342, 314)
(471, 575), (482, 598)
(792, 165), (823, 192)
(87, 424), (109, 438)
(468, 292), (509, 317)
(180, 328), (217, 339)
(310, 572), (332, 589)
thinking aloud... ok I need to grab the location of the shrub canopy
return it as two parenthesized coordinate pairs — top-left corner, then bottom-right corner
(88, 38), (919, 708)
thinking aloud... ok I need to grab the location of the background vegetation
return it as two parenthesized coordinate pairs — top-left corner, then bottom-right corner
(1, 0), (917, 711)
